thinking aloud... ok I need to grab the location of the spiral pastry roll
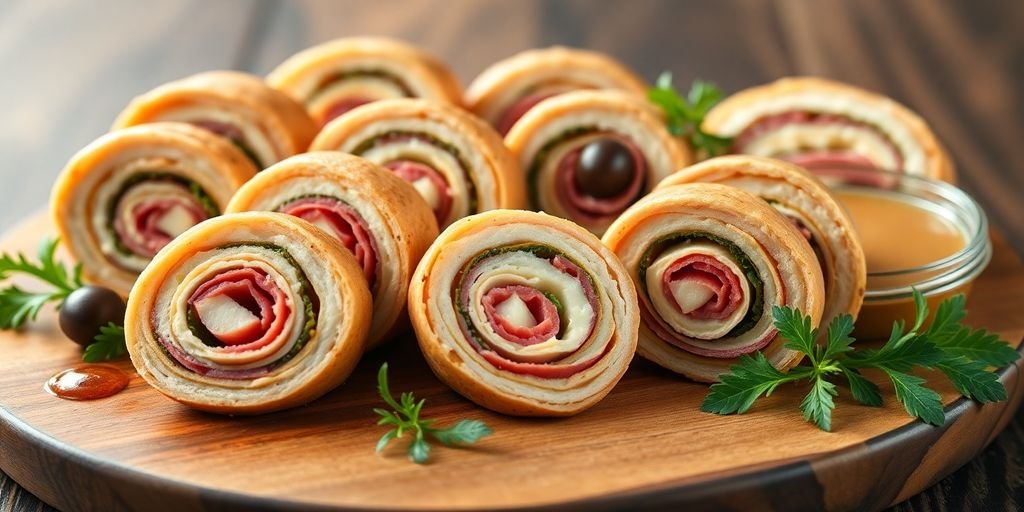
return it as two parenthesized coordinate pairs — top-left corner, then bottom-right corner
(465, 47), (648, 135)
(408, 210), (639, 416)
(603, 183), (825, 382)
(505, 90), (691, 235)
(704, 77), (955, 182)
(125, 212), (373, 414)
(113, 71), (317, 169)
(225, 152), (439, 347)
(51, 123), (257, 295)
(657, 155), (866, 331)
(310, 98), (525, 228)
(266, 37), (462, 128)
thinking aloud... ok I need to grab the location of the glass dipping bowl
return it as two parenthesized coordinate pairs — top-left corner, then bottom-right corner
(822, 168), (992, 340)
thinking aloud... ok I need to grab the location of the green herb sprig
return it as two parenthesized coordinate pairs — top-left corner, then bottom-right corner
(374, 363), (493, 463)
(84, 323), (127, 363)
(0, 238), (82, 329)
(647, 72), (733, 158)
(702, 291), (1018, 431)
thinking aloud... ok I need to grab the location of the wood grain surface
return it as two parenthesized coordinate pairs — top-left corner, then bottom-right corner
(1, 0), (1022, 510)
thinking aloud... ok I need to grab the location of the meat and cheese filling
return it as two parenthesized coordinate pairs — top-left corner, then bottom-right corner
(465, 47), (648, 135)
(125, 212), (372, 414)
(704, 77), (955, 182)
(603, 183), (825, 383)
(51, 123), (257, 295)
(225, 152), (439, 347)
(311, 99), (525, 228)
(505, 90), (692, 235)
(267, 37), (462, 127)
(113, 71), (317, 169)
(656, 156), (867, 332)
(408, 210), (639, 416)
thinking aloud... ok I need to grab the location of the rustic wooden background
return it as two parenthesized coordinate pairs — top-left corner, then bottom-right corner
(0, 0), (1021, 510)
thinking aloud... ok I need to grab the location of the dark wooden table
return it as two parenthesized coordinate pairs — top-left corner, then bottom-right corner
(0, 0), (1021, 510)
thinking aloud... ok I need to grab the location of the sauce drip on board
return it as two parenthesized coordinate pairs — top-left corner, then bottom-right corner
(46, 365), (129, 400)
(835, 189), (967, 272)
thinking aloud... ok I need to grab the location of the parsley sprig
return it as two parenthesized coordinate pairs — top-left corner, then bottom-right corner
(374, 363), (493, 463)
(0, 238), (83, 329)
(84, 323), (127, 363)
(647, 72), (733, 158)
(702, 291), (1018, 431)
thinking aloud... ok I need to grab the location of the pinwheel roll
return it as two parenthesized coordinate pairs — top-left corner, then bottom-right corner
(113, 71), (317, 169)
(409, 210), (639, 416)
(266, 37), (462, 127)
(465, 47), (648, 135)
(603, 183), (825, 382)
(704, 77), (955, 182)
(125, 212), (373, 414)
(51, 123), (257, 295)
(310, 99), (525, 228)
(656, 156), (866, 330)
(225, 152), (439, 347)
(505, 90), (692, 235)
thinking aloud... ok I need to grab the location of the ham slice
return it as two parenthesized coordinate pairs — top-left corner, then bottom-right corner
(114, 197), (207, 257)
(322, 97), (374, 125)
(554, 133), (646, 220)
(662, 254), (744, 320)
(279, 197), (378, 287)
(384, 160), (453, 224)
(187, 268), (290, 352)
(481, 285), (560, 346)
(496, 92), (556, 136)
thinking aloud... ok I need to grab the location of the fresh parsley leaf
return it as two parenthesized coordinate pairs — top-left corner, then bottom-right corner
(0, 237), (83, 330)
(883, 369), (945, 426)
(82, 323), (127, 362)
(647, 73), (733, 157)
(374, 363), (493, 464)
(701, 352), (810, 414)
(800, 377), (838, 432)
(703, 290), (1015, 432)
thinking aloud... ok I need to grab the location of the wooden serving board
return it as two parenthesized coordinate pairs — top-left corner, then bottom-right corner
(0, 213), (1021, 512)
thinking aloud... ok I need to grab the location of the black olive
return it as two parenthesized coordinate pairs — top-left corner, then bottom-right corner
(59, 286), (127, 347)
(573, 138), (637, 199)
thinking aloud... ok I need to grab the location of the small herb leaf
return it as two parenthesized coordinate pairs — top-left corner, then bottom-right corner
(884, 369), (945, 426)
(648, 73), (732, 157)
(431, 420), (493, 447)
(82, 323), (127, 362)
(800, 377), (838, 432)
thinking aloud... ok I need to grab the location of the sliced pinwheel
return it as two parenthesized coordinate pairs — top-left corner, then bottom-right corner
(603, 183), (826, 382)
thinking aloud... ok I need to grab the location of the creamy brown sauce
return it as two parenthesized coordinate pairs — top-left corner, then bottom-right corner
(46, 366), (129, 401)
(836, 189), (967, 272)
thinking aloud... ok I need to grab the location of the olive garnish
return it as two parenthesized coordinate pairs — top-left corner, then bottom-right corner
(59, 285), (126, 347)
(574, 138), (637, 199)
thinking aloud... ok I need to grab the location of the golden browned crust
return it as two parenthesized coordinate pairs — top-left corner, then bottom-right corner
(266, 37), (462, 106)
(408, 209), (639, 416)
(310, 98), (527, 217)
(225, 152), (439, 347)
(464, 46), (648, 124)
(125, 212), (373, 415)
(113, 71), (317, 165)
(704, 76), (955, 182)
(602, 183), (825, 382)
(50, 123), (258, 295)
(656, 155), (866, 326)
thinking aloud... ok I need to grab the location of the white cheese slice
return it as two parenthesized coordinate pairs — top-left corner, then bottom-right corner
(155, 205), (198, 238)
(494, 293), (538, 329)
(669, 280), (716, 314)
(411, 177), (441, 211)
(194, 295), (260, 338)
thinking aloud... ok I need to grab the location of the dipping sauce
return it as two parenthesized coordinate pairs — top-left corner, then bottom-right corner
(836, 189), (967, 273)
(46, 366), (129, 400)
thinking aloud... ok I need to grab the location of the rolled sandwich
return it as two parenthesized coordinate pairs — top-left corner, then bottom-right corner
(465, 47), (648, 135)
(267, 37), (462, 127)
(310, 98), (525, 228)
(602, 183), (825, 382)
(226, 152), (439, 347)
(408, 210), (639, 416)
(113, 71), (317, 169)
(125, 212), (373, 414)
(51, 123), (258, 295)
(505, 90), (692, 235)
(704, 77), (955, 182)
(656, 156), (865, 330)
